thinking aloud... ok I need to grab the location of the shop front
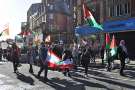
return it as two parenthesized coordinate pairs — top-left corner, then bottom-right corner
(103, 18), (135, 59)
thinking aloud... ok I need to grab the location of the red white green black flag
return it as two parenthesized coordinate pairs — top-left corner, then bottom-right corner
(110, 35), (117, 56)
(83, 4), (103, 30)
(105, 33), (110, 49)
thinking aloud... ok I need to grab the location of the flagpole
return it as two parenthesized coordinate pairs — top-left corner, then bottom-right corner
(81, 0), (85, 25)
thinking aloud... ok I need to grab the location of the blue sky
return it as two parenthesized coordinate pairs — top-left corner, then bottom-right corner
(0, 0), (41, 40)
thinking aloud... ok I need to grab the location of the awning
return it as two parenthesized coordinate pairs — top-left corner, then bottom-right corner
(103, 18), (135, 33)
(75, 25), (102, 36)
(75, 18), (135, 36)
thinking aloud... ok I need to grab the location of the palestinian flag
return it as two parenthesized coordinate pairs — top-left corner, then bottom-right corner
(83, 4), (103, 30)
(105, 33), (110, 49)
(3, 23), (9, 36)
(3, 27), (9, 36)
(110, 35), (117, 56)
(0, 23), (9, 37)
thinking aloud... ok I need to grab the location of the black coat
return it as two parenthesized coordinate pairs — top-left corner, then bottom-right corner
(81, 49), (91, 66)
(117, 46), (128, 60)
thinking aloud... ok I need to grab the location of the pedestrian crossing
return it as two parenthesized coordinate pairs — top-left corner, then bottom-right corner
(0, 73), (41, 90)
(0, 74), (14, 90)
(87, 68), (135, 83)
(0, 62), (135, 90)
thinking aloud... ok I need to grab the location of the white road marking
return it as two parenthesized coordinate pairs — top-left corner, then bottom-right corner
(0, 74), (9, 79)
(0, 80), (4, 85)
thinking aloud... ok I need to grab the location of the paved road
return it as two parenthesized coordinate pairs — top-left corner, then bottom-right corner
(0, 61), (135, 90)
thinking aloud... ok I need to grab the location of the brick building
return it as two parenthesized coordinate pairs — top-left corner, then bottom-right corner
(27, 0), (77, 44)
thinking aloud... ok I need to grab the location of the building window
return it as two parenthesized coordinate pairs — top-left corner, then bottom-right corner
(42, 16), (44, 23)
(109, 7), (111, 16)
(119, 4), (122, 15)
(128, 2), (130, 14)
(124, 3), (128, 14)
(42, 15), (46, 23)
(116, 2), (130, 16)
(116, 4), (122, 16)
(124, 2), (130, 15)
(109, 6), (115, 17)
(49, 14), (53, 19)
(44, 6), (46, 12)
(50, 5), (53, 10)
(74, 13), (76, 19)
(108, 0), (131, 17)
(65, 0), (70, 8)
(45, 14), (46, 22)
(46, 0), (48, 5)
(116, 5), (120, 16)
(113, 0), (115, 3)
(41, 5), (44, 13)
(47, 4), (50, 6)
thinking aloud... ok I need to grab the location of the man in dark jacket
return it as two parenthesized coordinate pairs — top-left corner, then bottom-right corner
(38, 42), (48, 80)
(81, 47), (91, 77)
(117, 40), (128, 76)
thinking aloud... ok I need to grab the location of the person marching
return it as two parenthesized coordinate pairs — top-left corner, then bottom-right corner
(117, 40), (128, 76)
(37, 42), (48, 80)
(27, 43), (35, 74)
(100, 44), (105, 65)
(62, 48), (73, 77)
(11, 43), (20, 73)
(81, 46), (91, 77)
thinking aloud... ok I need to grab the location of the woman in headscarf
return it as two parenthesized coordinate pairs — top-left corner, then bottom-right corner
(117, 40), (128, 76)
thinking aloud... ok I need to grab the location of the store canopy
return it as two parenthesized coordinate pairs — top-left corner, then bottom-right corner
(103, 18), (135, 33)
(75, 18), (135, 36)
(75, 25), (102, 36)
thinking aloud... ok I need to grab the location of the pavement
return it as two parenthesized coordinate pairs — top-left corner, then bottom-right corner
(91, 59), (135, 70)
(0, 60), (135, 90)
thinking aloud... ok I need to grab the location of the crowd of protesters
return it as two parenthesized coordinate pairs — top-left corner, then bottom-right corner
(0, 39), (128, 80)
